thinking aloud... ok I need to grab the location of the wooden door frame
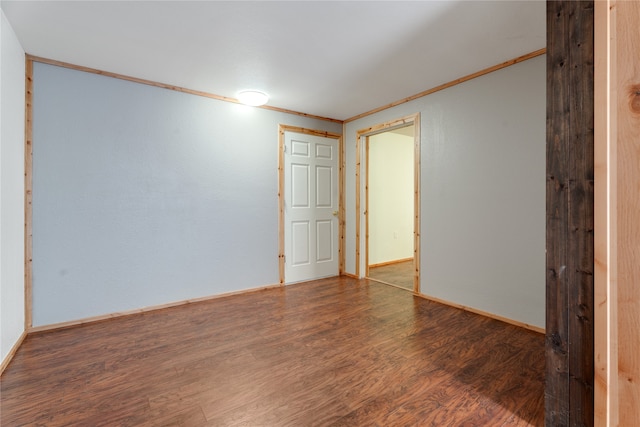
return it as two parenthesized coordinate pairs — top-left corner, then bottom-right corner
(355, 113), (420, 292)
(278, 125), (344, 284)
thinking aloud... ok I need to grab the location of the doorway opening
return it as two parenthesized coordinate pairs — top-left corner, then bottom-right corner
(356, 114), (420, 292)
(366, 125), (415, 291)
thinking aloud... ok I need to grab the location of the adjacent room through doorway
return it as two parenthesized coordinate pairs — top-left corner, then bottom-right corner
(366, 124), (415, 291)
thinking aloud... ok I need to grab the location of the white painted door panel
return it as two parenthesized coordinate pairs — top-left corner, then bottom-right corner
(284, 132), (339, 283)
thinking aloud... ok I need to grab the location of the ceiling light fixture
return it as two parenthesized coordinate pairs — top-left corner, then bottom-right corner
(237, 90), (269, 107)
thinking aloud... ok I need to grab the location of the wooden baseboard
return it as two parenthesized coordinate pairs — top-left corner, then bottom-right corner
(368, 257), (413, 268)
(341, 272), (360, 279)
(28, 283), (283, 334)
(364, 276), (544, 334)
(415, 293), (545, 334)
(0, 330), (27, 376)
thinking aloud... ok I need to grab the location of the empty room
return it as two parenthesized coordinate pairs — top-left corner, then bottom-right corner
(1, 1), (637, 426)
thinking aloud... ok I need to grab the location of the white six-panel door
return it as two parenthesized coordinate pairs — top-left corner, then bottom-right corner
(284, 131), (339, 283)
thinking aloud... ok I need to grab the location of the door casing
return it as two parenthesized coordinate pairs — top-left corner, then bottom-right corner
(278, 125), (344, 284)
(355, 113), (421, 292)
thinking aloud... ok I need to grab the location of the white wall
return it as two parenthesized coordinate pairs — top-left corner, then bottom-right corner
(345, 55), (546, 329)
(368, 131), (413, 265)
(31, 63), (341, 326)
(0, 11), (26, 364)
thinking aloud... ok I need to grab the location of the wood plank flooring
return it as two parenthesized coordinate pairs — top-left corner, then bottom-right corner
(0, 277), (544, 426)
(368, 260), (414, 290)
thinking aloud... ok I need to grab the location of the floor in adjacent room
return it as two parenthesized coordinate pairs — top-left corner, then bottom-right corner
(368, 260), (415, 290)
(0, 276), (544, 426)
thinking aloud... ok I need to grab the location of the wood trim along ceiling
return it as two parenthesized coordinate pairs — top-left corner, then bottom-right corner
(343, 48), (547, 123)
(26, 55), (343, 124)
(277, 125), (343, 284)
(27, 49), (547, 128)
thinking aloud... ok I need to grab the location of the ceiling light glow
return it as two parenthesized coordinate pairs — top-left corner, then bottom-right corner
(237, 90), (269, 107)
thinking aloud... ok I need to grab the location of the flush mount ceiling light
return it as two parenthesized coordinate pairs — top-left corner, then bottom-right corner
(237, 90), (269, 107)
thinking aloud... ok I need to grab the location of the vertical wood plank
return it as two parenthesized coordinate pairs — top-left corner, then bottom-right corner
(568, 4), (595, 425)
(339, 130), (345, 276)
(593, 1), (617, 425)
(546, 1), (595, 425)
(413, 117), (421, 293)
(355, 134), (361, 277)
(364, 137), (370, 277)
(24, 58), (34, 330)
(615, 1), (640, 423)
(546, 3), (571, 423)
(278, 126), (286, 284)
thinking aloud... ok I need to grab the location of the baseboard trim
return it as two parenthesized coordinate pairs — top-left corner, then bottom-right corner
(368, 257), (413, 268)
(0, 331), (28, 376)
(365, 276), (544, 334)
(28, 283), (283, 334)
(341, 272), (360, 279)
(415, 292), (545, 334)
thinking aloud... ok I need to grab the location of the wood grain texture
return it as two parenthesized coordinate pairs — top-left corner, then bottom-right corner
(593, 1), (617, 424)
(615, 1), (640, 423)
(412, 116), (421, 293)
(546, 1), (595, 425)
(368, 259), (414, 290)
(1, 277), (544, 426)
(339, 124), (346, 275)
(24, 58), (34, 331)
(367, 261), (545, 334)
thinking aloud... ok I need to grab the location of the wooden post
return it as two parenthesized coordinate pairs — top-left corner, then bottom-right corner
(613, 2), (640, 424)
(546, 1), (595, 425)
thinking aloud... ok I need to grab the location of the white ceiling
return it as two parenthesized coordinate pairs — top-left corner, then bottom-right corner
(1, 1), (546, 121)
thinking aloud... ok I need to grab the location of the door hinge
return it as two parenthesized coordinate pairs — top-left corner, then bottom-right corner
(283, 144), (287, 153)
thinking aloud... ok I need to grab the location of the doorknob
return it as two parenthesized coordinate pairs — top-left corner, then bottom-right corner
(332, 211), (339, 217)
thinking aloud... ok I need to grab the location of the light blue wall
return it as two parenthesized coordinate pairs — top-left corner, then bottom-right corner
(1, 10), (26, 363)
(31, 63), (341, 326)
(344, 56), (546, 329)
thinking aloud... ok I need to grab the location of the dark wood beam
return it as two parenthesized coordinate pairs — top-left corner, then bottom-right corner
(546, 1), (595, 425)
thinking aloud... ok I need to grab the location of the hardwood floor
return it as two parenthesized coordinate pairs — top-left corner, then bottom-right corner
(368, 260), (414, 290)
(0, 277), (544, 426)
